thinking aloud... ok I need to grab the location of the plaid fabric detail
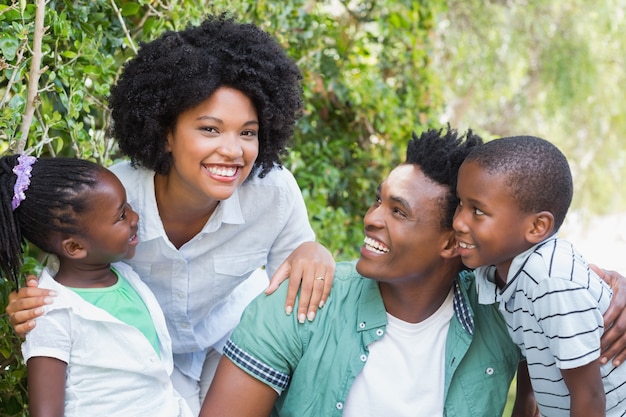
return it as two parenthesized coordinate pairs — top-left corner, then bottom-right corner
(453, 280), (474, 336)
(224, 339), (291, 391)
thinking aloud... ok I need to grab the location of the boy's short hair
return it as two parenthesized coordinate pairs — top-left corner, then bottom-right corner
(464, 135), (573, 231)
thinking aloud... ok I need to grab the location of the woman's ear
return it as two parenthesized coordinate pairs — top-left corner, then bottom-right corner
(61, 237), (88, 260)
(526, 211), (555, 244)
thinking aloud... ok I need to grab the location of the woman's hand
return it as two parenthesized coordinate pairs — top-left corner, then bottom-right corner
(593, 264), (626, 366)
(266, 242), (335, 323)
(5, 276), (55, 337)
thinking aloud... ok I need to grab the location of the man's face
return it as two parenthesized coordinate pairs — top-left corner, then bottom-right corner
(356, 164), (454, 284)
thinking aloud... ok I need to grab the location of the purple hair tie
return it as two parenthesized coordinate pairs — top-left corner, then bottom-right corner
(11, 154), (37, 211)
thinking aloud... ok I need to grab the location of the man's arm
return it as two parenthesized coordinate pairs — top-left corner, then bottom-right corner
(200, 356), (278, 417)
(593, 265), (626, 365)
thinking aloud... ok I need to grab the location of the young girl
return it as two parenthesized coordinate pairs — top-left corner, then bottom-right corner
(0, 155), (192, 417)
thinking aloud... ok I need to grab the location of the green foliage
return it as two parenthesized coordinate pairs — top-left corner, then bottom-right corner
(0, 0), (445, 413)
(434, 0), (626, 215)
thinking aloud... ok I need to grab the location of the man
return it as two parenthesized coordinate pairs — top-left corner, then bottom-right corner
(199, 127), (535, 417)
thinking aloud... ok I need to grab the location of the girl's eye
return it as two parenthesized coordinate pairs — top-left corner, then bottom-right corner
(474, 208), (484, 216)
(119, 210), (127, 221)
(242, 130), (258, 137)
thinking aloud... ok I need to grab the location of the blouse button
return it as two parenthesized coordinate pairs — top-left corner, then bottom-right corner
(376, 329), (384, 336)
(360, 354), (367, 362)
(359, 322), (366, 329)
(485, 367), (494, 375)
(336, 402), (343, 410)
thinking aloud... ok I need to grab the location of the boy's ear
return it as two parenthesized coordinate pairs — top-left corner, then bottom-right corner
(61, 237), (88, 260)
(526, 211), (555, 244)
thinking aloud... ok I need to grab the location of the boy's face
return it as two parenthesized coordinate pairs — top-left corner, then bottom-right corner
(453, 161), (536, 280)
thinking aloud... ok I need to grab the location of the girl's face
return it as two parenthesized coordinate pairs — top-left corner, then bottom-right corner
(165, 87), (260, 206)
(79, 169), (139, 264)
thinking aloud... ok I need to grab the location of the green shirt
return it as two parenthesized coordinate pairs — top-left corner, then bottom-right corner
(226, 261), (520, 416)
(71, 267), (160, 355)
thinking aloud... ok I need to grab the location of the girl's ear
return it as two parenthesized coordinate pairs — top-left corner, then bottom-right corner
(526, 211), (555, 244)
(61, 237), (88, 260)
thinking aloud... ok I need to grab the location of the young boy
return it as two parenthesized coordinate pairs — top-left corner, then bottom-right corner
(453, 135), (626, 416)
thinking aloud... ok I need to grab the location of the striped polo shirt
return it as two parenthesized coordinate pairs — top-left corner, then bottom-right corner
(476, 236), (626, 416)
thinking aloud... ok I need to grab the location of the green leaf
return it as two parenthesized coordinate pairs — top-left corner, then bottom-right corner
(0, 36), (19, 61)
(121, 2), (141, 16)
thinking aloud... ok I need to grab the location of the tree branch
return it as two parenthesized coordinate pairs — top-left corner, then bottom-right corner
(109, 0), (138, 54)
(16, 0), (47, 154)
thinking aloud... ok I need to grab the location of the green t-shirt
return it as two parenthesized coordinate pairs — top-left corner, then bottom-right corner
(70, 267), (160, 356)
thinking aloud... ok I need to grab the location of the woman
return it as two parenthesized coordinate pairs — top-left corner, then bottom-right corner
(6, 14), (335, 415)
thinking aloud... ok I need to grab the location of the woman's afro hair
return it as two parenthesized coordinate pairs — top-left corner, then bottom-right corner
(108, 14), (303, 177)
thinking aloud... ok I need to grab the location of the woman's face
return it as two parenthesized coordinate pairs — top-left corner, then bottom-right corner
(165, 87), (260, 205)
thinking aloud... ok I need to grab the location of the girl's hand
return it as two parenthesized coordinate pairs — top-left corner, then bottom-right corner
(266, 242), (335, 323)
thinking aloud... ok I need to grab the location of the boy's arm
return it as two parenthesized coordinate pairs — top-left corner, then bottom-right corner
(27, 357), (67, 417)
(561, 361), (605, 417)
(511, 361), (540, 417)
(200, 356), (278, 417)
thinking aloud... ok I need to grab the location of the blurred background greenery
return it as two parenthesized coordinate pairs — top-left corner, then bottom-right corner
(1, 0), (624, 415)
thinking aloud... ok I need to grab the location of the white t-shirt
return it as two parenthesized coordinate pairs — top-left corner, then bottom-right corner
(343, 289), (454, 417)
(21, 262), (192, 417)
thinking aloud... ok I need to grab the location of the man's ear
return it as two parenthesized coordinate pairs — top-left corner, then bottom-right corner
(526, 211), (555, 244)
(440, 231), (459, 259)
(61, 237), (88, 260)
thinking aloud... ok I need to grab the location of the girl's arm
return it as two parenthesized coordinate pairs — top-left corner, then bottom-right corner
(561, 361), (605, 417)
(27, 356), (67, 417)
